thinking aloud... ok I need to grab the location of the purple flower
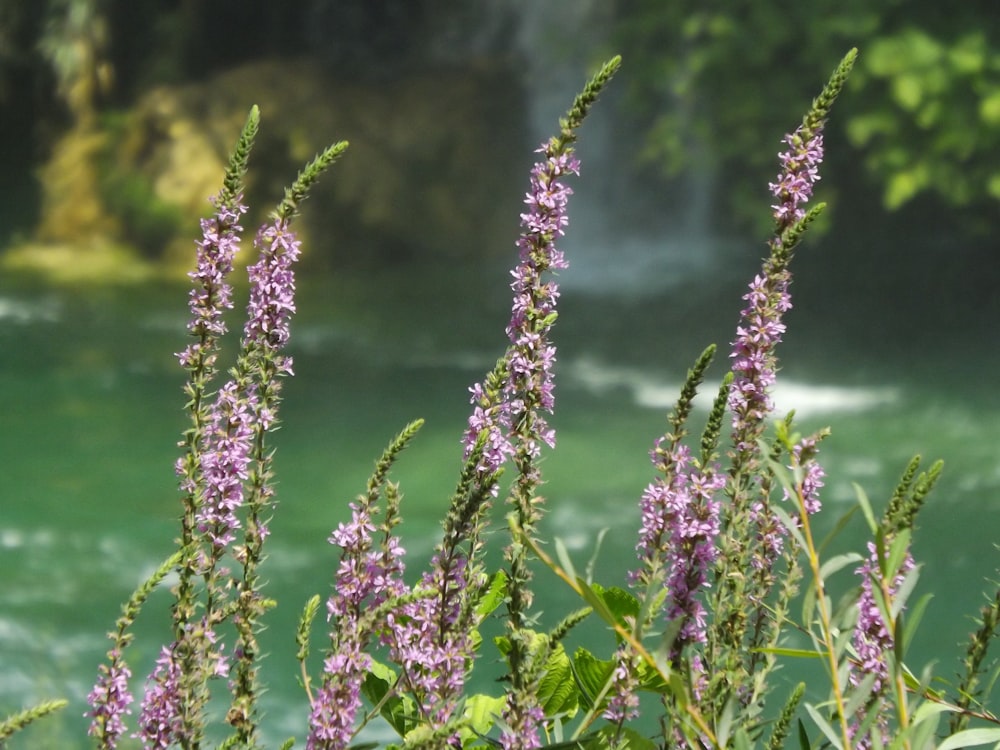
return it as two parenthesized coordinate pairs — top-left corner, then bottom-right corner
(604, 648), (640, 723)
(728, 273), (792, 451)
(177, 193), (246, 369)
(631, 442), (724, 655)
(849, 540), (914, 748)
(135, 645), (184, 750)
(86, 650), (133, 748)
(309, 502), (407, 749)
(730, 124), (824, 454)
(499, 699), (545, 750)
(388, 553), (473, 729)
(195, 380), (257, 549)
(769, 128), (824, 228)
(782, 434), (826, 516)
(245, 219), (301, 360)
(462, 140), (578, 475)
(307, 645), (372, 750)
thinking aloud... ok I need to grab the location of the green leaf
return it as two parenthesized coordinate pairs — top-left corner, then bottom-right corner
(475, 570), (508, 619)
(571, 648), (615, 707)
(583, 528), (609, 585)
(362, 662), (414, 737)
(797, 718), (810, 750)
(819, 552), (864, 581)
(754, 646), (824, 659)
(596, 585), (640, 628)
(854, 483), (878, 534)
(804, 703), (844, 750)
(554, 537), (579, 582)
(937, 727), (1000, 750)
(885, 529), (912, 579)
(890, 565), (920, 622)
(577, 581), (618, 627)
(594, 726), (656, 750)
(537, 643), (579, 717)
(463, 694), (506, 736)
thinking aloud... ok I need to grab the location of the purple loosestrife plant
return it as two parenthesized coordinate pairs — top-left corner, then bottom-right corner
(223, 142), (347, 746)
(306, 421), (415, 750)
(494, 56), (620, 750)
(849, 541), (916, 748)
(70, 45), (1000, 750)
(85, 108), (347, 749)
(165, 107), (259, 747)
(87, 550), (181, 749)
(701, 50), (856, 726)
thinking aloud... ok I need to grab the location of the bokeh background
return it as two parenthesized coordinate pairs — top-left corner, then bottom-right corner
(1, 1), (999, 746)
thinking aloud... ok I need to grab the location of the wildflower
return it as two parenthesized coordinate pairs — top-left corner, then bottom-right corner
(849, 540), (914, 748)
(783, 434), (826, 516)
(308, 502), (407, 749)
(389, 553), (473, 729)
(730, 124), (824, 454)
(632, 442), (724, 654)
(86, 651), (133, 748)
(307, 645), (372, 750)
(245, 218), (300, 360)
(462, 140), (576, 476)
(177, 194), (246, 369)
(769, 129), (824, 228)
(196, 380), (257, 549)
(604, 647), (641, 723)
(135, 645), (184, 750)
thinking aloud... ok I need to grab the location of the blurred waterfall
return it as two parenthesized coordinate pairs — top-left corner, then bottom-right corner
(508, 1), (733, 296)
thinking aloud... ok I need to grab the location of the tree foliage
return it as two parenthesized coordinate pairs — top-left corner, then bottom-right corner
(610, 2), (1000, 226)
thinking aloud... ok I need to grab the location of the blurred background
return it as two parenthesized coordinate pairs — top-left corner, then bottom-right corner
(1, 1), (999, 746)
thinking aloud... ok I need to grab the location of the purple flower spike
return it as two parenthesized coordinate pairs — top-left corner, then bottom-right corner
(462, 140), (579, 477)
(86, 650), (133, 748)
(135, 645), (184, 750)
(245, 219), (301, 359)
(783, 434), (826, 516)
(309, 501), (407, 749)
(177, 193), (246, 369)
(632, 442), (724, 654)
(769, 127), (824, 228)
(196, 380), (258, 549)
(849, 541), (915, 748)
(388, 554), (473, 731)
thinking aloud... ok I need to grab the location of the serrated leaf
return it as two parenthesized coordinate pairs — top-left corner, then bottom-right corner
(537, 643), (579, 716)
(572, 648), (615, 706)
(362, 665), (415, 737)
(475, 569), (508, 618)
(463, 693), (506, 735)
(599, 586), (640, 627)
(577, 581), (618, 627)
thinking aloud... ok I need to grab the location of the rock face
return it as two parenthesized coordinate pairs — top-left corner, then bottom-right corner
(29, 57), (531, 274)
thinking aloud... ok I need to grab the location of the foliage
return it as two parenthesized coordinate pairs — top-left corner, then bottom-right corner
(5, 43), (1000, 750)
(609, 2), (1000, 229)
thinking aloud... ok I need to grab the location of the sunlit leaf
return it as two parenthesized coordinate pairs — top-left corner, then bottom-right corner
(937, 727), (1000, 750)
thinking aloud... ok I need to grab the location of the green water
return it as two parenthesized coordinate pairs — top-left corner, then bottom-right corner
(2, 251), (999, 747)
